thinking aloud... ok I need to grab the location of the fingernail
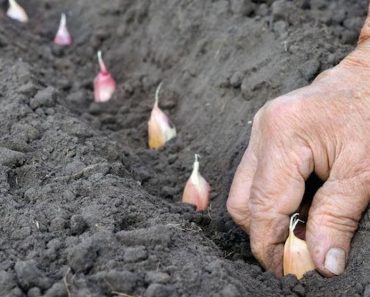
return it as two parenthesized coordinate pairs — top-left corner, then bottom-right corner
(324, 248), (346, 275)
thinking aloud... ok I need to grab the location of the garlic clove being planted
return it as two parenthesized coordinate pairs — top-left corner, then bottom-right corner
(182, 154), (210, 211)
(283, 213), (315, 279)
(148, 83), (176, 149)
(94, 51), (116, 103)
(7, 0), (28, 23)
(54, 13), (72, 46)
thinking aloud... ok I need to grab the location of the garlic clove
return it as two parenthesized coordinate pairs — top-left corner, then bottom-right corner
(148, 83), (176, 149)
(93, 51), (116, 103)
(283, 213), (315, 279)
(182, 154), (210, 211)
(7, 0), (28, 23)
(54, 13), (72, 46)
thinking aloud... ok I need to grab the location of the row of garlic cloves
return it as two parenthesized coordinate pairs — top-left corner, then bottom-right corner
(5, 0), (210, 211)
(5, 1), (175, 148)
(4, 0), (116, 103)
(6, 1), (72, 46)
(5, 0), (174, 147)
(148, 85), (210, 210)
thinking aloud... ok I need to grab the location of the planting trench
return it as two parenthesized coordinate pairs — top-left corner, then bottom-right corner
(0, 0), (370, 296)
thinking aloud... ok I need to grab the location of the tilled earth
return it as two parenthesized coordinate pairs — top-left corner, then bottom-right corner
(0, 0), (370, 296)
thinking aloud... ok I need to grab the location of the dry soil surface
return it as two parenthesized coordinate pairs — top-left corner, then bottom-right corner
(0, 0), (369, 296)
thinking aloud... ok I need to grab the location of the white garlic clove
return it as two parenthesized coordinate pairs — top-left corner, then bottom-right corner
(148, 83), (176, 149)
(283, 213), (316, 279)
(93, 51), (116, 103)
(54, 13), (72, 46)
(7, 0), (28, 23)
(182, 154), (210, 211)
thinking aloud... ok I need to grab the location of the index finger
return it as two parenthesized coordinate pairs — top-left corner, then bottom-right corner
(248, 144), (312, 276)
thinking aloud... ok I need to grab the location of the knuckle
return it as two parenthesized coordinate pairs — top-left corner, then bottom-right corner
(248, 182), (275, 215)
(359, 26), (370, 44)
(308, 210), (358, 239)
(309, 196), (361, 235)
(313, 68), (336, 82)
(264, 97), (298, 118)
(256, 97), (301, 132)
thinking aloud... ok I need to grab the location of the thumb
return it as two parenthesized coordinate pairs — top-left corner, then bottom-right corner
(306, 177), (369, 276)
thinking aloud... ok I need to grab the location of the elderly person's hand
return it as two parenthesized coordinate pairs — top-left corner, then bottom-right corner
(227, 8), (370, 278)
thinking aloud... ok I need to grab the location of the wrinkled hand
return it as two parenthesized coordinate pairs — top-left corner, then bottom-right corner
(227, 37), (370, 277)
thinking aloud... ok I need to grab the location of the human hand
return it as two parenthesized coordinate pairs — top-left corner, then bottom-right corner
(227, 36), (370, 278)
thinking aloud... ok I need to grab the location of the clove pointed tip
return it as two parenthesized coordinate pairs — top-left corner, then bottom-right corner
(97, 50), (107, 73)
(155, 82), (163, 106)
(60, 13), (67, 27)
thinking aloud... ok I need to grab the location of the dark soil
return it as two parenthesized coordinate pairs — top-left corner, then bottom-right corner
(0, 0), (369, 296)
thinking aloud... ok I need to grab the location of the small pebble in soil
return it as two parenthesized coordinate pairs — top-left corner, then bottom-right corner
(30, 87), (56, 109)
(49, 216), (68, 232)
(256, 3), (269, 17)
(221, 284), (241, 297)
(18, 82), (38, 97)
(364, 284), (370, 297)
(14, 260), (51, 290)
(27, 287), (42, 297)
(96, 270), (140, 294)
(293, 284), (305, 296)
(43, 282), (67, 297)
(230, 71), (243, 88)
(272, 0), (293, 21)
(273, 20), (288, 38)
(51, 44), (65, 57)
(281, 274), (298, 293)
(145, 283), (172, 297)
(66, 91), (88, 106)
(230, 0), (255, 16)
(310, 0), (328, 10)
(70, 215), (88, 235)
(354, 282), (363, 293)
(0, 270), (16, 295)
(124, 246), (148, 263)
(0, 147), (25, 167)
(145, 271), (171, 284)
(67, 239), (98, 273)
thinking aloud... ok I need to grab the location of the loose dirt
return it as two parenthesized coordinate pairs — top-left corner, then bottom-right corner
(0, 0), (369, 296)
